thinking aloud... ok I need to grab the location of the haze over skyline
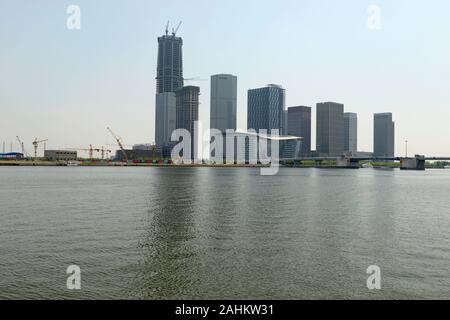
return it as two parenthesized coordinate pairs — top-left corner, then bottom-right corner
(1, 0), (450, 157)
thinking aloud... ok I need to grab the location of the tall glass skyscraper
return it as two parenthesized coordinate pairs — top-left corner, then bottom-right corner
(210, 74), (237, 132)
(247, 84), (286, 134)
(374, 113), (395, 157)
(210, 74), (237, 163)
(344, 112), (358, 153)
(287, 106), (311, 156)
(176, 86), (200, 161)
(316, 102), (344, 156)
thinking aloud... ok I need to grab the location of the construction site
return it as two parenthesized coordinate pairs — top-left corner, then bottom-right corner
(0, 127), (175, 166)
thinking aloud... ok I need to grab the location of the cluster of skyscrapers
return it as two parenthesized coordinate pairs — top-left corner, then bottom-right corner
(154, 28), (396, 161)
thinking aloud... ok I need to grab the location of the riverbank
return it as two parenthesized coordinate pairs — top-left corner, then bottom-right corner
(2, 159), (448, 170)
(0, 160), (267, 168)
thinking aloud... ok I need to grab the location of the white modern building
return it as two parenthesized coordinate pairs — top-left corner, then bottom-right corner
(231, 131), (302, 164)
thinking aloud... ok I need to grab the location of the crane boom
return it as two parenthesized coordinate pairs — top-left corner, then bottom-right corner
(32, 138), (48, 159)
(172, 21), (182, 36)
(107, 127), (128, 162)
(16, 136), (26, 156)
(184, 77), (207, 82)
(63, 146), (111, 160)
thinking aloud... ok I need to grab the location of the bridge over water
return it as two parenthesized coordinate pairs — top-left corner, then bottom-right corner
(280, 155), (450, 171)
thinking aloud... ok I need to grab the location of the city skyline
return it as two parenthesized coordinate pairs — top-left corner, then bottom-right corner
(2, 2), (450, 304)
(2, 0), (450, 157)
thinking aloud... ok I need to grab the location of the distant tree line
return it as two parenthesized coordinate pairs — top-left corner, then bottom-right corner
(426, 161), (450, 168)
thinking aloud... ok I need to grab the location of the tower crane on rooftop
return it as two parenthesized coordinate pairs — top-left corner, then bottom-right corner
(107, 127), (128, 162)
(172, 21), (182, 36)
(32, 138), (48, 159)
(165, 20), (170, 36)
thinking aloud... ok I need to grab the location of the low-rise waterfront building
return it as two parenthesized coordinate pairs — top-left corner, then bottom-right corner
(44, 150), (77, 161)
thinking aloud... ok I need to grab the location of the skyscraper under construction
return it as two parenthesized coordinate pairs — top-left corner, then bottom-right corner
(155, 22), (184, 154)
(156, 23), (184, 94)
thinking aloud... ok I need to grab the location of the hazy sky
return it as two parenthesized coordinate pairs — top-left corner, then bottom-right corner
(1, 0), (450, 157)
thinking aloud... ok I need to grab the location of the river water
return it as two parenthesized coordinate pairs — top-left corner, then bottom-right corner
(0, 166), (449, 299)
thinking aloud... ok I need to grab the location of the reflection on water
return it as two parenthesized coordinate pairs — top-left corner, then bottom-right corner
(0, 167), (449, 299)
(133, 169), (203, 298)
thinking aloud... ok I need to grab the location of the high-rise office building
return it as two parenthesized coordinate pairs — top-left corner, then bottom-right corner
(287, 106), (311, 155)
(247, 84), (286, 134)
(316, 102), (344, 156)
(210, 74), (237, 132)
(176, 86), (200, 160)
(155, 93), (176, 147)
(344, 112), (358, 153)
(374, 113), (395, 157)
(156, 32), (184, 94)
(210, 74), (237, 163)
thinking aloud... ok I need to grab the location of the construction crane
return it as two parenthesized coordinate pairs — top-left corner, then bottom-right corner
(172, 21), (182, 36)
(87, 144), (98, 160)
(183, 77), (207, 91)
(151, 143), (157, 160)
(106, 143), (133, 148)
(107, 127), (128, 162)
(64, 145), (98, 160)
(32, 138), (48, 159)
(165, 20), (170, 36)
(99, 146), (112, 160)
(184, 77), (207, 81)
(16, 136), (27, 157)
(64, 145), (112, 160)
